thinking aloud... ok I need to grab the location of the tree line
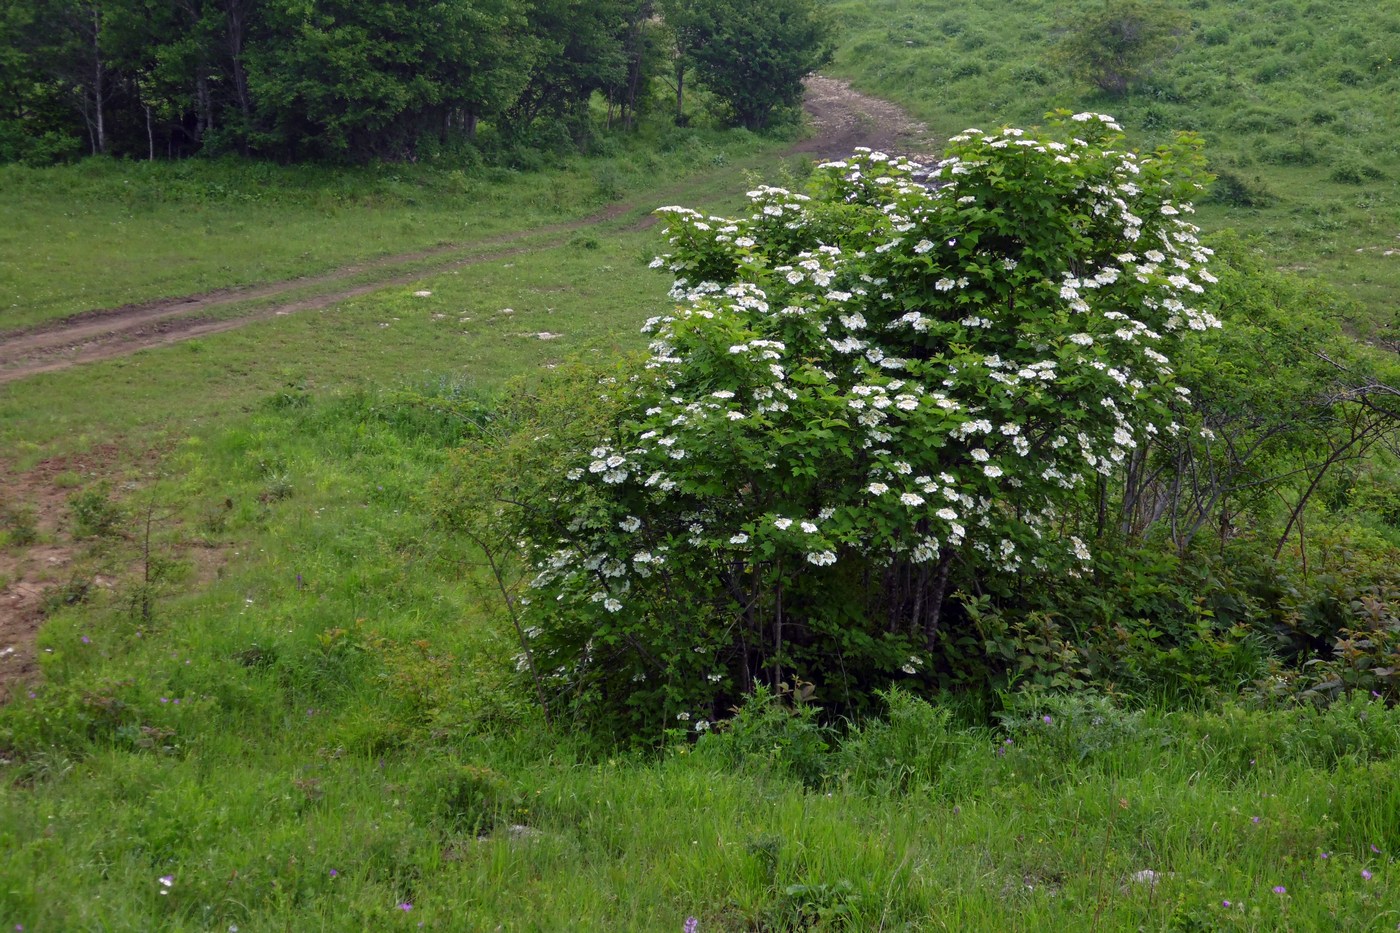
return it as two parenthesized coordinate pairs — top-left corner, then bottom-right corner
(0, 0), (832, 163)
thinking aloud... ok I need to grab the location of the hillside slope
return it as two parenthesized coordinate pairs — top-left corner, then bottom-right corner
(826, 0), (1400, 333)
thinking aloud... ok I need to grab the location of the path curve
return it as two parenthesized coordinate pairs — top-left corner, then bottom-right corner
(0, 77), (935, 703)
(0, 77), (935, 386)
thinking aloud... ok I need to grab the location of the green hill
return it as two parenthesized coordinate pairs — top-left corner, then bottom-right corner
(827, 0), (1400, 332)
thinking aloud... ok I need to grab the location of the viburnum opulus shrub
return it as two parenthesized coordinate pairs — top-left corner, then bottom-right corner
(501, 113), (1219, 734)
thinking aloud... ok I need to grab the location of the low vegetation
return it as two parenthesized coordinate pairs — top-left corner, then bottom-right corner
(2, 4), (1398, 929)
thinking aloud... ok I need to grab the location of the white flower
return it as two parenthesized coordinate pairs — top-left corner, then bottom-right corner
(412, 290), (432, 297)
(729, 533), (750, 544)
(868, 482), (889, 496)
(806, 550), (837, 566)
(800, 521), (818, 534)
(604, 598), (623, 612)
(937, 508), (958, 521)
(914, 239), (935, 254)
(676, 711), (690, 721)
(983, 465), (1003, 478)
(774, 517), (793, 530)
(901, 492), (925, 507)
(619, 516), (641, 532)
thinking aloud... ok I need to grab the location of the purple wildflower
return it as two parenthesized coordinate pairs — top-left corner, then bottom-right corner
(398, 903), (413, 912)
(329, 869), (338, 878)
(1222, 900), (1230, 908)
(684, 918), (699, 933)
(1373, 844), (1383, 854)
(1272, 885), (1286, 895)
(1042, 715), (1052, 724)
(81, 636), (90, 645)
(1252, 816), (1260, 824)
(1363, 869), (1373, 881)
(1321, 852), (1330, 859)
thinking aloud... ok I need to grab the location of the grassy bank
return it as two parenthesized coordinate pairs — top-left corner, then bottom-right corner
(825, 0), (1400, 334)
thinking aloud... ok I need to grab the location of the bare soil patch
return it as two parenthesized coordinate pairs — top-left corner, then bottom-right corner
(788, 75), (938, 162)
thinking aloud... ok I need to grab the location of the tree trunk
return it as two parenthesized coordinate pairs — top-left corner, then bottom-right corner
(92, 8), (106, 155)
(674, 62), (685, 124)
(196, 72), (214, 139)
(923, 553), (955, 650)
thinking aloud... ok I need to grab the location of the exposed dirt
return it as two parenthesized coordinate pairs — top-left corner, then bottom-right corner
(0, 77), (929, 703)
(0, 446), (121, 704)
(789, 75), (937, 162)
(0, 77), (933, 385)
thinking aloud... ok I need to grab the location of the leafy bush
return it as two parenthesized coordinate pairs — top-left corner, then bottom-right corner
(67, 485), (124, 539)
(438, 114), (1223, 735)
(693, 682), (832, 787)
(1208, 169), (1277, 207)
(1056, 0), (1192, 97)
(0, 503), (38, 547)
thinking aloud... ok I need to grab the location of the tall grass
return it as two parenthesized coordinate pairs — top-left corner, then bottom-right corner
(3, 385), (1397, 930)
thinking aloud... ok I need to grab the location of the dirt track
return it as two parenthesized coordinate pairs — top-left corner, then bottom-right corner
(0, 78), (934, 702)
(0, 77), (934, 386)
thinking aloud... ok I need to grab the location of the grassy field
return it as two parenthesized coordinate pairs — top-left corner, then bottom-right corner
(0, 126), (774, 332)
(825, 0), (1400, 335)
(4, 381), (1399, 930)
(2, 24), (1400, 930)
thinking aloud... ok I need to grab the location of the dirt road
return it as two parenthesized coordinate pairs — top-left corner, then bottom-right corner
(0, 78), (934, 702)
(0, 77), (933, 386)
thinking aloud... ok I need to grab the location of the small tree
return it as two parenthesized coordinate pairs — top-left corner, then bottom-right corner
(1058, 0), (1190, 97)
(448, 114), (1218, 736)
(663, 0), (834, 130)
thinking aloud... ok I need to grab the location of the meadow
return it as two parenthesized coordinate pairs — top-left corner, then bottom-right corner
(5, 378), (1399, 929)
(2, 4), (1399, 929)
(826, 0), (1400, 337)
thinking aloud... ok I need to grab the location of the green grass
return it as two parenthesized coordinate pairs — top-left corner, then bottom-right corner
(0, 230), (662, 465)
(0, 126), (777, 332)
(825, 0), (1400, 333)
(2, 386), (1398, 930)
(2, 43), (1399, 930)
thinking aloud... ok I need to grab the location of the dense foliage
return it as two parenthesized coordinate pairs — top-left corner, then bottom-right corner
(664, 0), (834, 130)
(439, 115), (1236, 732)
(0, 0), (833, 162)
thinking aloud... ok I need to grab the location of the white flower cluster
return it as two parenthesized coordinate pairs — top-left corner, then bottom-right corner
(528, 116), (1219, 634)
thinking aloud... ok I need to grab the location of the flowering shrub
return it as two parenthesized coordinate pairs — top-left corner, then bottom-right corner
(484, 113), (1219, 734)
